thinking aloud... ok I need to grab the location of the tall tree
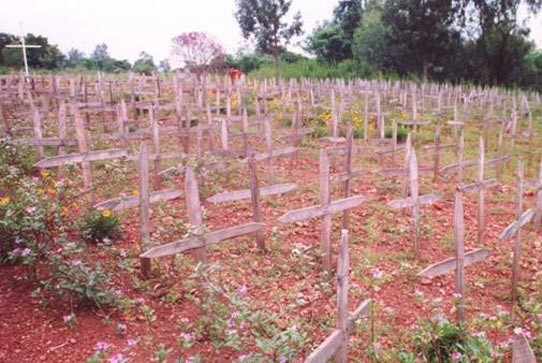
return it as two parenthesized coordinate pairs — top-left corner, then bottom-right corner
(235, 0), (303, 77)
(305, 22), (351, 63)
(91, 43), (111, 70)
(459, 0), (541, 86)
(65, 48), (85, 68)
(382, 0), (462, 80)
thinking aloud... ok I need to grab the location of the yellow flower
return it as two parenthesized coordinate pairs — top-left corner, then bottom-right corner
(132, 189), (140, 197)
(40, 170), (50, 178)
(0, 196), (10, 205)
(37, 188), (44, 195)
(47, 187), (56, 195)
(102, 209), (112, 217)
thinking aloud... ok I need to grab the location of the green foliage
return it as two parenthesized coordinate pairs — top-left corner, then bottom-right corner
(180, 263), (308, 359)
(0, 33), (65, 69)
(384, 125), (408, 142)
(40, 242), (118, 309)
(0, 140), (79, 266)
(235, 0), (303, 76)
(250, 58), (373, 79)
(305, 22), (351, 63)
(413, 318), (493, 362)
(80, 210), (122, 244)
(132, 51), (157, 75)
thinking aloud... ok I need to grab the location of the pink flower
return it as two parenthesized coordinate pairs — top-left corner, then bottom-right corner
(451, 351), (462, 361)
(514, 327), (524, 336)
(238, 285), (247, 294)
(126, 338), (138, 347)
(372, 267), (384, 280)
(21, 248), (31, 256)
(94, 341), (110, 351)
(63, 314), (75, 323)
(109, 353), (124, 363)
(25, 206), (36, 214)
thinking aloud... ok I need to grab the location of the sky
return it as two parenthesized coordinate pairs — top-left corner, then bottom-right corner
(0, 0), (540, 64)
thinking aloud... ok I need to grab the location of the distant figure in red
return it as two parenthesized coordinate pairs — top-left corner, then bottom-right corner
(228, 68), (244, 85)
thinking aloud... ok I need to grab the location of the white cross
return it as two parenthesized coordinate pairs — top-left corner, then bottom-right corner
(6, 30), (41, 78)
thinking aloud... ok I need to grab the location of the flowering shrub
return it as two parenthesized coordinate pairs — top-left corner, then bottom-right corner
(81, 209), (122, 244)
(0, 140), (80, 266)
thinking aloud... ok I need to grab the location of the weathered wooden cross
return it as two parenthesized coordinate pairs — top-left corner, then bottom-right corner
(304, 230), (371, 363)
(499, 158), (533, 303)
(386, 148), (440, 254)
(206, 151), (297, 251)
(418, 188), (491, 322)
(140, 167), (265, 277)
(278, 148), (365, 271)
(460, 138), (499, 244)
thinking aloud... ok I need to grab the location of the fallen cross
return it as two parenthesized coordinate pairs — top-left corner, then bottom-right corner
(140, 167), (265, 277)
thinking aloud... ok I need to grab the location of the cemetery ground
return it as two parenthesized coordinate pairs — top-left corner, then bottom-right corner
(1, 75), (542, 362)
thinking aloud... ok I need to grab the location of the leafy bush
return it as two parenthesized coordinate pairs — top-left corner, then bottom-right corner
(0, 140), (79, 265)
(81, 210), (122, 244)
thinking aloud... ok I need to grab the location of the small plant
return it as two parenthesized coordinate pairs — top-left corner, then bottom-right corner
(81, 209), (122, 244)
(39, 242), (118, 310)
(412, 318), (493, 362)
(384, 125), (408, 142)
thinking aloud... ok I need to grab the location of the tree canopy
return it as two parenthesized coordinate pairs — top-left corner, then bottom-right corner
(235, 0), (303, 76)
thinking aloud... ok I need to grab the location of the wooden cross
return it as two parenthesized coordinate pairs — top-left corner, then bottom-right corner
(6, 33), (42, 77)
(525, 155), (542, 230)
(460, 138), (499, 244)
(499, 159), (533, 303)
(418, 188), (491, 322)
(206, 151), (297, 251)
(305, 230), (371, 363)
(421, 119), (455, 182)
(328, 125), (372, 229)
(278, 149), (365, 271)
(386, 148), (440, 254)
(140, 167), (265, 277)
(439, 133), (474, 183)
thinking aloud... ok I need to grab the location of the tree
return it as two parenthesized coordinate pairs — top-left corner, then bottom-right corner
(91, 43), (111, 70)
(1, 33), (64, 70)
(353, 7), (390, 71)
(234, 0), (303, 77)
(305, 22), (351, 63)
(65, 48), (85, 68)
(158, 59), (171, 73)
(132, 51), (156, 75)
(171, 32), (225, 75)
(381, 0), (462, 80)
(333, 0), (365, 42)
(456, 0), (542, 86)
